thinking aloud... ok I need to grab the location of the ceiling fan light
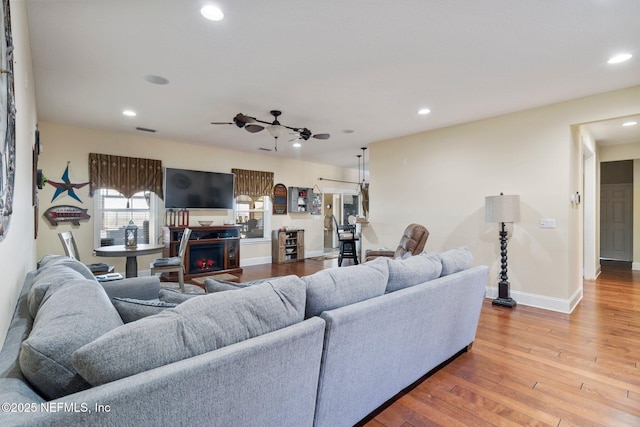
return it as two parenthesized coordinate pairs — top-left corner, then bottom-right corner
(292, 140), (302, 148)
(267, 124), (286, 138)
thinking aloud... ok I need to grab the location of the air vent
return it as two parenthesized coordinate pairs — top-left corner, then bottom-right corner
(136, 127), (157, 133)
(258, 147), (272, 151)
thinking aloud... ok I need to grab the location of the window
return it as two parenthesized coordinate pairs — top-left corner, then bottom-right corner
(94, 189), (158, 247)
(235, 195), (271, 240)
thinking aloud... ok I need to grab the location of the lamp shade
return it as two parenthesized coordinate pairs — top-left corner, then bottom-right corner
(267, 124), (285, 139)
(485, 194), (520, 223)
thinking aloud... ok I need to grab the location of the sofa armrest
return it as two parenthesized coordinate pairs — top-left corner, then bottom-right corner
(100, 276), (160, 300)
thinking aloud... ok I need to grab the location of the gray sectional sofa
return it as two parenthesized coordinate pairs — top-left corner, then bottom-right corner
(0, 249), (488, 427)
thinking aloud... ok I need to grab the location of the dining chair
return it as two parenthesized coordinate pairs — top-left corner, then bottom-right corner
(150, 228), (192, 292)
(332, 215), (359, 266)
(58, 231), (115, 274)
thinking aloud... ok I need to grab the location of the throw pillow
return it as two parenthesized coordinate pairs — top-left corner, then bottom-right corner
(112, 298), (177, 323)
(100, 276), (161, 301)
(19, 279), (123, 400)
(158, 288), (204, 304)
(439, 247), (474, 276)
(72, 275), (306, 386)
(302, 257), (389, 318)
(385, 252), (442, 293)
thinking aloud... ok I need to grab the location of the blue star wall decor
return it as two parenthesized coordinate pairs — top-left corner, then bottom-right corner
(47, 161), (90, 203)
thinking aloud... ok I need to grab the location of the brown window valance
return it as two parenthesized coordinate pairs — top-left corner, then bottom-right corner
(89, 153), (164, 200)
(232, 168), (274, 200)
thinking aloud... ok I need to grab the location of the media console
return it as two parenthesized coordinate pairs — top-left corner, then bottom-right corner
(161, 225), (242, 281)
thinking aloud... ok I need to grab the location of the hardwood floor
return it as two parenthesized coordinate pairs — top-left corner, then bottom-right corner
(235, 259), (640, 427)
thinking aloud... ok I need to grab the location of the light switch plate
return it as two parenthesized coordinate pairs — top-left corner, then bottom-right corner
(540, 218), (556, 228)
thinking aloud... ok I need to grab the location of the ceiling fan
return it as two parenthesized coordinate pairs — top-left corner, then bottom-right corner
(211, 110), (330, 151)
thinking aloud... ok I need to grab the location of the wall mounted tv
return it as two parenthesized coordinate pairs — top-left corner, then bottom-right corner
(164, 168), (234, 209)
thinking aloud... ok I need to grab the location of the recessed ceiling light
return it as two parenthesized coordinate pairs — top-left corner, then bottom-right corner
(622, 121), (638, 127)
(144, 75), (169, 85)
(201, 5), (224, 21)
(418, 108), (431, 115)
(607, 53), (632, 64)
(122, 110), (136, 117)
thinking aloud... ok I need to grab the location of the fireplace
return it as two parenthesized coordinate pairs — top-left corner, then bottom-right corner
(188, 242), (225, 274)
(162, 225), (242, 281)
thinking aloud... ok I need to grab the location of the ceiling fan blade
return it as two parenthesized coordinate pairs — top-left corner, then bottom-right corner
(235, 113), (256, 123)
(245, 124), (264, 133)
(210, 122), (233, 125)
(313, 133), (330, 140)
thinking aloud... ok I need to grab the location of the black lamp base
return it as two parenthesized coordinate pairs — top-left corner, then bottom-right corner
(492, 297), (517, 308)
(494, 222), (516, 309)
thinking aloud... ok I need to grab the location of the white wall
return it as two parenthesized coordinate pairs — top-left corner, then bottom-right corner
(579, 126), (599, 279)
(35, 122), (358, 271)
(365, 85), (640, 313)
(0, 1), (39, 345)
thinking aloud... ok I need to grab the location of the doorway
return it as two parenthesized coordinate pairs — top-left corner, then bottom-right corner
(600, 183), (633, 261)
(581, 115), (640, 278)
(600, 161), (633, 262)
(323, 189), (360, 252)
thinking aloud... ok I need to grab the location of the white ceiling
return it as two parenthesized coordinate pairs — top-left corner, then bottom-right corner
(582, 114), (640, 146)
(25, 0), (640, 169)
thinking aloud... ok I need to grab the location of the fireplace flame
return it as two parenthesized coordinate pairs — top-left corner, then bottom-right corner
(196, 259), (215, 271)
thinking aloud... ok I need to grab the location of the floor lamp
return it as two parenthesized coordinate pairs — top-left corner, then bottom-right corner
(485, 193), (520, 308)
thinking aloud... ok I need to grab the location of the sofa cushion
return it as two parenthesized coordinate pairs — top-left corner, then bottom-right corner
(37, 255), (95, 279)
(112, 298), (177, 323)
(302, 257), (388, 318)
(385, 252), (442, 292)
(0, 378), (45, 404)
(19, 278), (123, 400)
(72, 275), (306, 386)
(27, 257), (97, 318)
(203, 277), (271, 293)
(440, 247), (473, 276)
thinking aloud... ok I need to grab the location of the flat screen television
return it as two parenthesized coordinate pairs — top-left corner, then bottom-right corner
(164, 168), (234, 209)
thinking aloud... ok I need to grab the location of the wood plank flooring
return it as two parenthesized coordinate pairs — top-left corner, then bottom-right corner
(230, 258), (640, 427)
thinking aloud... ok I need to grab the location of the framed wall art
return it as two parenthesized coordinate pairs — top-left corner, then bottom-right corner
(0, 0), (16, 241)
(272, 183), (287, 215)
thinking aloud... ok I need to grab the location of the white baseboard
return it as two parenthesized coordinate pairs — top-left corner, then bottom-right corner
(485, 285), (583, 314)
(240, 256), (272, 267)
(305, 250), (325, 258)
(594, 263), (602, 279)
(632, 262), (640, 271)
(240, 250), (326, 267)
